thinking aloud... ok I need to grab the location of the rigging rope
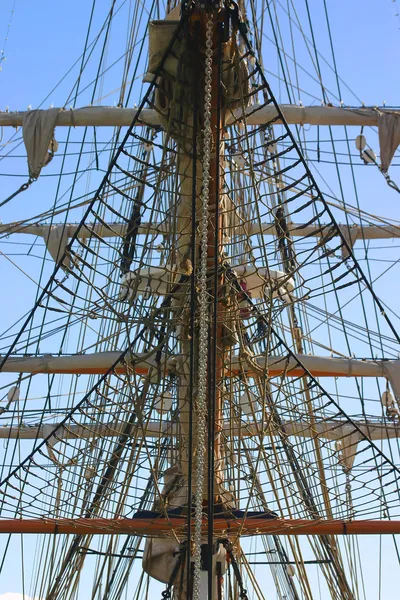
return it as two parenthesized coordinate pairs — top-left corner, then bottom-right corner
(0, 178), (34, 209)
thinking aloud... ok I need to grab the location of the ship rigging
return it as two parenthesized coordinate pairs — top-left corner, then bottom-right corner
(1, 1), (400, 599)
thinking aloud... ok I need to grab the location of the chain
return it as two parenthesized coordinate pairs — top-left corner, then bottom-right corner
(345, 471), (355, 520)
(193, 13), (214, 600)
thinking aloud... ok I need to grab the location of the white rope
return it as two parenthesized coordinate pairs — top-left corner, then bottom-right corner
(193, 13), (214, 600)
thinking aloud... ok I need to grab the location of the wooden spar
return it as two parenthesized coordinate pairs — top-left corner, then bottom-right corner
(0, 517), (399, 536)
(2, 221), (399, 268)
(0, 418), (397, 442)
(0, 105), (397, 128)
(0, 352), (396, 379)
(1, 222), (400, 242)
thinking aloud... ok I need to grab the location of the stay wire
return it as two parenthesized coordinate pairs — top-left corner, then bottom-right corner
(0, 15), (187, 374)
(233, 6), (400, 345)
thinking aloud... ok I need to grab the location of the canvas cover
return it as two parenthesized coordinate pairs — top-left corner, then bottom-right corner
(22, 108), (60, 179)
(378, 110), (400, 173)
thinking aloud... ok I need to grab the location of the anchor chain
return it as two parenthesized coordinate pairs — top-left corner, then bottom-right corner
(193, 12), (214, 600)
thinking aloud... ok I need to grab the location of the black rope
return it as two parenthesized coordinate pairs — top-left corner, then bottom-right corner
(274, 206), (296, 274)
(226, 0), (400, 352)
(0, 178), (33, 209)
(0, 15), (189, 375)
(120, 129), (154, 275)
(161, 543), (187, 600)
(222, 259), (400, 474)
(220, 539), (248, 600)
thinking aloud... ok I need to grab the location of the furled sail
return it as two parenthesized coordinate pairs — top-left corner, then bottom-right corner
(22, 108), (60, 179)
(378, 110), (400, 172)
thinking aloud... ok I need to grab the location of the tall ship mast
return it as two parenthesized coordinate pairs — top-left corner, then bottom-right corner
(1, 1), (400, 599)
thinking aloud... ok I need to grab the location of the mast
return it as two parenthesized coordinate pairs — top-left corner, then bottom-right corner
(188, 5), (227, 599)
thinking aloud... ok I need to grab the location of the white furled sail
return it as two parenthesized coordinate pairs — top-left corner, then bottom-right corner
(22, 108), (60, 179)
(378, 110), (400, 172)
